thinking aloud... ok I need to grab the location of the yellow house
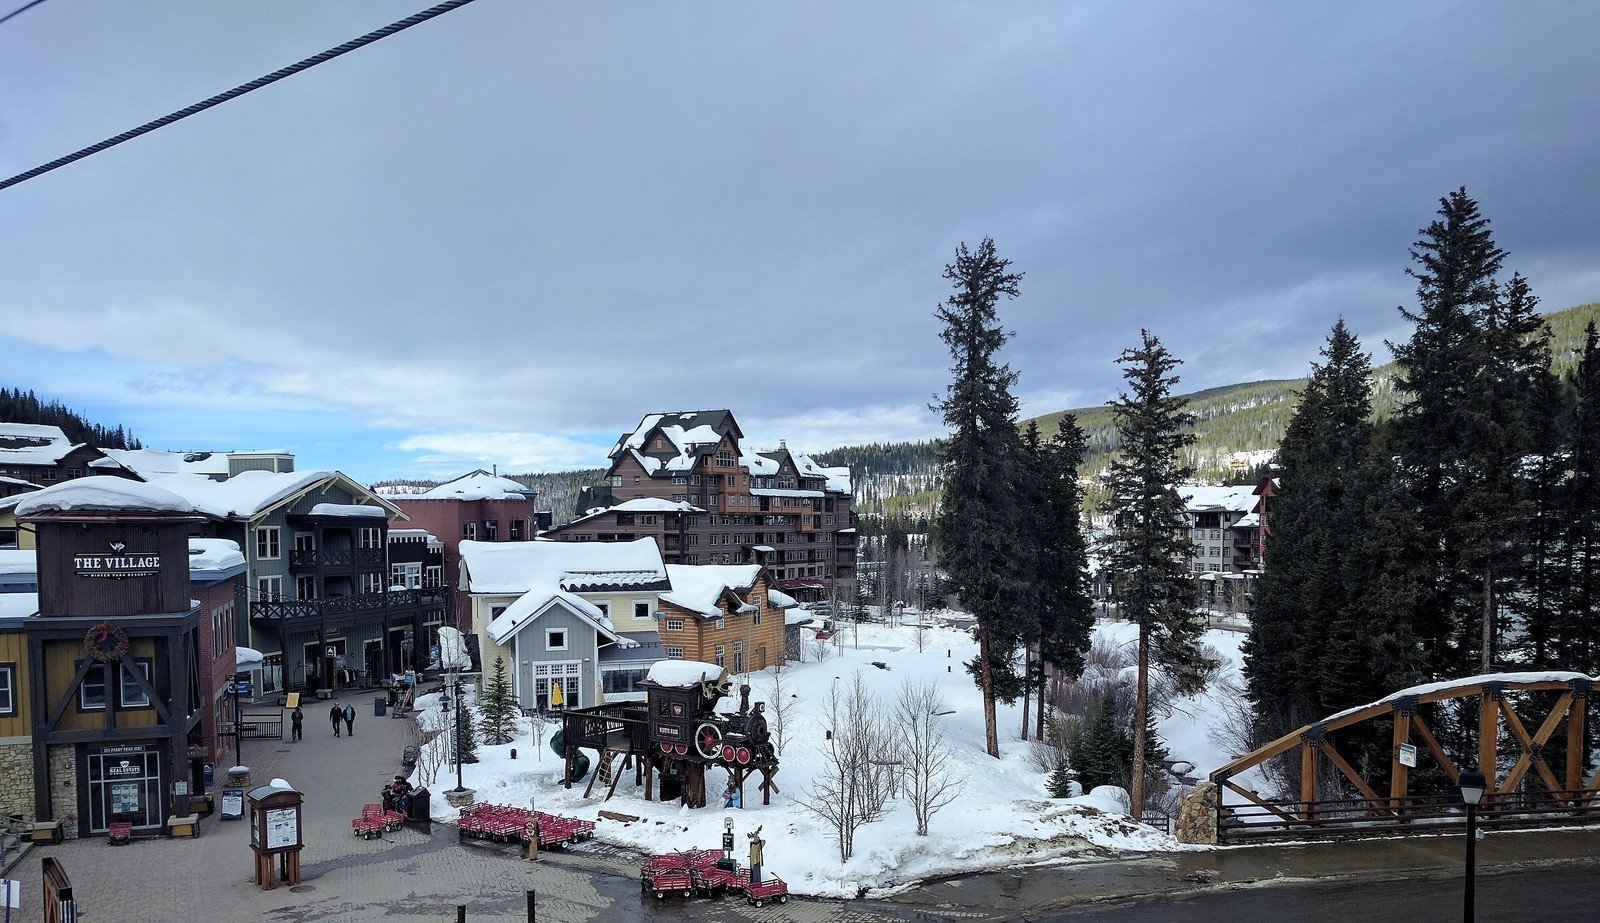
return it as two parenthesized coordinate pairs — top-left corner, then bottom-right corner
(0, 491), (38, 550)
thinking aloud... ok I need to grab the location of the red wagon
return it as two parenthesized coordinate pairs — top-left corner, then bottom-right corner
(640, 865), (694, 900)
(732, 869), (789, 907)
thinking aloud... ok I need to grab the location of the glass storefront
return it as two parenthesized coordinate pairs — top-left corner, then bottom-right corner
(86, 744), (163, 832)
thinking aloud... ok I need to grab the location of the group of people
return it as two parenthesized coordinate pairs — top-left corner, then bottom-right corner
(285, 703), (357, 740)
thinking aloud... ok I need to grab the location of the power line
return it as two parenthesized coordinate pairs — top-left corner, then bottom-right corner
(0, 0), (51, 29)
(0, 0), (482, 193)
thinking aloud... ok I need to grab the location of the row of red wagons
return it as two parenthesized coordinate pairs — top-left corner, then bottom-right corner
(640, 849), (789, 907)
(456, 802), (595, 849)
(350, 803), (406, 839)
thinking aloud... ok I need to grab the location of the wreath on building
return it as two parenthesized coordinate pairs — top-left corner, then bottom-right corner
(84, 622), (130, 662)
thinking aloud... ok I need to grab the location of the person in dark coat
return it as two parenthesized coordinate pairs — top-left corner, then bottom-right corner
(290, 706), (304, 741)
(330, 704), (343, 737)
(343, 703), (356, 736)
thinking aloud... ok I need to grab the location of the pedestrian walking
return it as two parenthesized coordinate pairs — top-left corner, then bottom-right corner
(290, 706), (304, 741)
(343, 704), (356, 736)
(330, 704), (342, 737)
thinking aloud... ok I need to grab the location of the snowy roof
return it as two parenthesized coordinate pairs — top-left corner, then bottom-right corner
(751, 545), (775, 553)
(741, 451), (779, 476)
(1233, 513), (1260, 528)
(97, 448), (232, 480)
(0, 592), (39, 621)
(15, 477), (197, 516)
(152, 470), (399, 521)
(0, 549), (36, 576)
(0, 423), (81, 466)
(1180, 484), (1258, 515)
(560, 570), (671, 591)
(0, 475), (39, 488)
(307, 502), (388, 519)
(784, 609), (813, 626)
(188, 539), (246, 578)
(767, 588), (798, 609)
(644, 659), (726, 688)
(485, 588), (635, 647)
(610, 411), (740, 476)
(460, 537), (666, 596)
(662, 563), (763, 617)
(566, 497), (705, 527)
(750, 488), (823, 499)
(416, 470), (536, 501)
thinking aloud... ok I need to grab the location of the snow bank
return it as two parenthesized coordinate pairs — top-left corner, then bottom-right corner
(411, 617), (1187, 898)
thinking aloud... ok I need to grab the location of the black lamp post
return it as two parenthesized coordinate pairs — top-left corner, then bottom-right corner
(1458, 766), (1487, 923)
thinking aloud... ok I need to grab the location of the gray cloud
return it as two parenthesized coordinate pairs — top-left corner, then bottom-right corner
(1, 1), (1596, 472)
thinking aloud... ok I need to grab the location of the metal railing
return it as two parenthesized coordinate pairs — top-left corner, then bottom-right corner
(251, 587), (447, 622)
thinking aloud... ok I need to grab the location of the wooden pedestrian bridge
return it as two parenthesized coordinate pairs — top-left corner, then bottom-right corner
(1200, 672), (1600, 843)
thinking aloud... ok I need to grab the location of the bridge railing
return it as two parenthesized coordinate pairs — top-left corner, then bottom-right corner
(1218, 787), (1600, 842)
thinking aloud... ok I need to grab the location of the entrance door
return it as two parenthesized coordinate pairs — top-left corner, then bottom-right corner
(364, 640), (383, 684)
(303, 639), (345, 690)
(86, 745), (162, 832)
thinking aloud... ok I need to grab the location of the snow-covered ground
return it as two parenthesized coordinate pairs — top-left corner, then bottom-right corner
(410, 615), (1243, 897)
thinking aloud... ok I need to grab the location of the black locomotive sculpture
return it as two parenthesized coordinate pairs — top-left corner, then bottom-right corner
(560, 660), (780, 808)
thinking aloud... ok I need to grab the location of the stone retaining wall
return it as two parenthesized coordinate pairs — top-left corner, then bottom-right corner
(0, 741), (35, 823)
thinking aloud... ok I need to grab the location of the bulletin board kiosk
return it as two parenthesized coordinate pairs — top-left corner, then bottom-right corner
(247, 783), (304, 889)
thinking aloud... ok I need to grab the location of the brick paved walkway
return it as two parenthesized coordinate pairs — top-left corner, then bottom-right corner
(7, 691), (917, 922)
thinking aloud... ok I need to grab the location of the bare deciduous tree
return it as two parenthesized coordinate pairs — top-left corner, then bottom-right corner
(762, 669), (796, 756)
(800, 672), (896, 860)
(894, 678), (964, 836)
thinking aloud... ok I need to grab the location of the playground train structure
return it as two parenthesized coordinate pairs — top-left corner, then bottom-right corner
(557, 660), (779, 808)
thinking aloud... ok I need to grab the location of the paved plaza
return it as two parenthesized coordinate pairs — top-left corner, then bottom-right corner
(7, 692), (923, 923)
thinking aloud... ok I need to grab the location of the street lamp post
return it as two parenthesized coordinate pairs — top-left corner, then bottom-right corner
(231, 676), (243, 768)
(453, 672), (465, 792)
(1458, 766), (1487, 923)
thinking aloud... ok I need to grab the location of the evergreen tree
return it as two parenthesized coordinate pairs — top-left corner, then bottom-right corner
(478, 656), (519, 745)
(1067, 696), (1127, 792)
(454, 687), (479, 765)
(1245, 321), (1378, 743)
(1388, 188), (1548, 675)
(1030, 415), (1096, 740)
(1099, 330), (1209, 812)
(932, 238), (1031, 758)
(1558, 323), (1600, 675)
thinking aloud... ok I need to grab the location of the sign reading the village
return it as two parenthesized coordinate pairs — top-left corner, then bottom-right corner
(74, 542), (161, 578)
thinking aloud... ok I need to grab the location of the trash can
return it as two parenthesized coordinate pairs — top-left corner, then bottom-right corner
(407, 787), (430, 822)
(374, 696), (387, 717)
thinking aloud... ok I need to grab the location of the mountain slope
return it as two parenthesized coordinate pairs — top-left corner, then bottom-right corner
(823, 300), (1600, 516)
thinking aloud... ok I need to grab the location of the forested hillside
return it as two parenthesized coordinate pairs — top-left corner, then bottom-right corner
(829, 300), (1600, 516)
(0, 387), (141, 449)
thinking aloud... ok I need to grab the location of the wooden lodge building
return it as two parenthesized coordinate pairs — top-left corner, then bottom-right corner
(655, 564), (797, 673)
(14, 478), (220, 838)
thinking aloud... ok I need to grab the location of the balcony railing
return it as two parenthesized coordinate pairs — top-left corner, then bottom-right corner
(251, 587), (447, 623)
(288, 548), (385, 569)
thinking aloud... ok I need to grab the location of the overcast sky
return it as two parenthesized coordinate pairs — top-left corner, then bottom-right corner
(2, 1), (1597, 481)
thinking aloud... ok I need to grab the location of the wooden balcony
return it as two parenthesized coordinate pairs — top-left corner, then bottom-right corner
(288, 548), (384, 571)
(250, 587), (447, 627)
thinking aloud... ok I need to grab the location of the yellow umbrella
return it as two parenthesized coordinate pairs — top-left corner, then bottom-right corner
(549, 682), (564, 708)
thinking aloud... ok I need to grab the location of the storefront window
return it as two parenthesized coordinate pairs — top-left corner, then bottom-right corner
(87, 745), (163, 831)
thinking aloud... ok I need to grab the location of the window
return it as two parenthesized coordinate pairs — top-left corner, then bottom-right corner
(716, 451), (734, 467)
(484, 521), (498, 541)
(255, 527), (281, 560)
(714, 617), (725, 630)
(79, 662), (108, 710)
(633, 601), (651, 621)
(640, 514), (657, 526)
(296, 576), (318, 599)
(0, 664), (14, 715)
(359, 527), (382, 549)
(593, 602), (609, 620)
(510, 520), (524, 540)
(463, 522), (477, 541)
(633, 475), (641, 485)
(257, 576), (282, 601)
(546, 628), (568, 651)
(752, 608), (763, 626)
(732, 642), (744, 673)
(666, 646), (684, 659)
(424, 565), (443, 588)
(359, 573), (383, 593)
(664, 618), (684, 631)
(609, 475), (622, 487)
(602, 667), (648, 695)
(294, 532), (315, 553)
(392, 562), (422, 589)
(714, 645), (725, 667)
(121, 661), (153, 708)
(1210, 563), (1222, 572)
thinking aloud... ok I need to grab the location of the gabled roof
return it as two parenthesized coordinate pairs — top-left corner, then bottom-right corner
(563, 497), (705, 528)
(485, 590), (634, 647)
(608, 410), (742, 475)
(97, 448), (232, 481)
(661, 563), (771, 618)
(416, 470), (536, 501)
(16, 476), (197, 517)
(1179, 484), (1259, 515)
(0, 423), (82, 466)
(151, 470), (404, 522)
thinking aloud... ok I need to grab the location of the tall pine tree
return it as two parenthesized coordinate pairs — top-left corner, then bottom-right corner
(1558, 323), (1600, 675)
(1100, 330), (1209, 812)
(1028, 415), (1096, 740)
(933, 238), (1031, 758)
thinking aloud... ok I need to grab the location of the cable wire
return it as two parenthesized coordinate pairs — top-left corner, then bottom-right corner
(0, 0), (482, 193)
(0, 0), (51, 29)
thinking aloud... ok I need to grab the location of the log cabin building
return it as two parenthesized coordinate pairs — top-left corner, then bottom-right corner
(655, 564), (797, 673)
